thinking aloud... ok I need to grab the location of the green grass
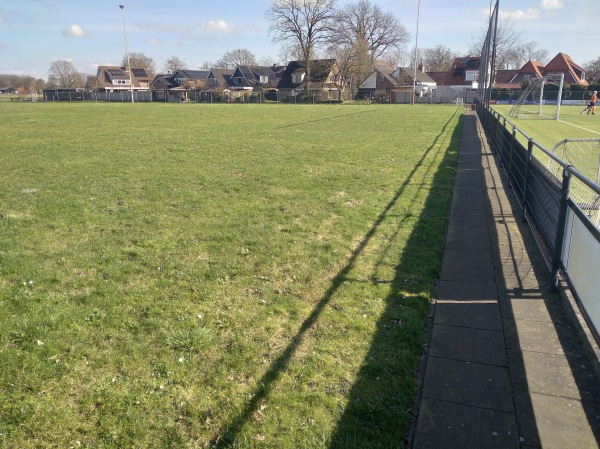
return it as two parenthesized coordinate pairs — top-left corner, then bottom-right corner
(492, 104), (600, 180)
(0, 102), (463, 448)
(492, 104), (600, 146)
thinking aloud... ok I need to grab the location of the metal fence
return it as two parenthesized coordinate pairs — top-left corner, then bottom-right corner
(476, 99), (600, 342)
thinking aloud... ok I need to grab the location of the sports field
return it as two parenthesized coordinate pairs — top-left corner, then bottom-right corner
(492, 104), (600, 148)
(0, 102), (463, 448)
(491, 104), (600, 183)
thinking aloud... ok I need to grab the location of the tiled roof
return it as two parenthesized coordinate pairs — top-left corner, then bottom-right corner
(277, 59), (338, 89)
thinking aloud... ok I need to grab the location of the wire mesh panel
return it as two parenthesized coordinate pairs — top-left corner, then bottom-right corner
(548, 139), (600, 228)
(526, 157), (562, 251)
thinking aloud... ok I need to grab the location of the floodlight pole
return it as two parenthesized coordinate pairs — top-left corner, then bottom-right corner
(412, 0), (421, 106)
(119, 4), (134, 103)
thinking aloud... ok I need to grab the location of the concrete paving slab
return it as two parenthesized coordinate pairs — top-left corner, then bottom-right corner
(507, 349), (600, 401)
(437, 279), (498, 301)
(503, 318), (582, 357)
(446, 222), (489, 236)
(450, 194), (487, 210)
(440, 249), (495, 283)
(499, 297), (566, 322)
(458, 153), (483, 164)
(422, 357), (513, 412)
(447, 213), (489, 228)
(450, 205), (487, 221)
(413, 398), (519, 449)
(444, 232), (492, 251)
(434, 303), (502, 331)
(452, 185), (485, 198)
(514, 390), (600, 449)
(429, 324), (506, 366)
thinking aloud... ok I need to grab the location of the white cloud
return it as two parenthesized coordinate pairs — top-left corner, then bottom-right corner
(146, 38), (161, 45)
(499, 8), (540, 20)
(202, 20), (235, 34)
(63, 24), (85, 37)
(540, 0), (564, 10)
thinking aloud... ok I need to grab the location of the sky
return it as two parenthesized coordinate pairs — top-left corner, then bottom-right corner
(0, 0), (597, 80)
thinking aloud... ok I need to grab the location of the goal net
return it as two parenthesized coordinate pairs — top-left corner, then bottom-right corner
(509, 73), (564, 120)
(547, 138), (600, 227)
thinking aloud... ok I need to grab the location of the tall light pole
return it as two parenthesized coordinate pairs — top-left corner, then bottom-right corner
(119, 4), (134, 103)
(412, 0), (421, 105)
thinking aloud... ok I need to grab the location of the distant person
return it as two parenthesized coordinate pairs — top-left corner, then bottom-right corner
(582, 90), (598, 115)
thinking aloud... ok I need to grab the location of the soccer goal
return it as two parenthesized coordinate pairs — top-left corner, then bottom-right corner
(547, 138), (600, 226)
(509, 73), (564, 120)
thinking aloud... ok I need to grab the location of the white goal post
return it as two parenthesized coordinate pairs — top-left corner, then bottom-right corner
(509, 73), (564, 120)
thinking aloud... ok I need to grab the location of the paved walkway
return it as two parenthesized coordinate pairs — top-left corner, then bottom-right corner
(411, 109), (600, 449)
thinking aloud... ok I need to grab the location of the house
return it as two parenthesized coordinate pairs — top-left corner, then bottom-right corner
(357, 65), (437, 102)
(229, 65), (279, 93)
(171, 69), (209, 89)
(497, 60), (545, 89)
(202, 69), (234, 101)
(431, 56), (481, 101)
(542, 52), (587, 86)
(149, 69), (209, 102)
(150, 74), (179, 102)
(94, 66), (152, 92)
(492, 54), (587, 90)
(277, 59), (343, 101)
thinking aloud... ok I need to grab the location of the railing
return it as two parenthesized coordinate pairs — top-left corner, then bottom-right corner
(475, 99), (600, 342)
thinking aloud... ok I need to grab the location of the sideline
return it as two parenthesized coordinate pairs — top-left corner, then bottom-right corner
(557, 118), (600, 136)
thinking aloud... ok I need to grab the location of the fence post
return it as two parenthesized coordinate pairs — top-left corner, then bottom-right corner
(521, 138), (534, 222)
(506, 123), (514, 186)
(550, 166), (573, 291)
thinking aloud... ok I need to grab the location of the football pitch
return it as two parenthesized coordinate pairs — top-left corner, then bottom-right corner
(0, 102), (463, 448)
(492, 104), (600, 148)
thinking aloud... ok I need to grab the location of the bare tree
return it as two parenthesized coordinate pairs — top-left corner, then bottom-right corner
(326, 0), (408, 97)
(122, 52), (156, 76)
(584, 57), (600, 83)
(215, 49), (257, 69)
(47, 60), (84, 88)
(469, 18), (547, 70)
(199, 61), (213, 70)
(421, 45), (457, 72)
(277, 43), (303, 65)
(163, 56), (186, 74)
(266, 0), (337, 89)
(517, 42), (548, 65)
(329, 0), (409, 62)
(383, 47), (412, 69)
(0, 74), (46, 91)
(258, 56), (277, 67)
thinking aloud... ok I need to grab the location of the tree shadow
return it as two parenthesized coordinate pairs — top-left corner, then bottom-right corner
(326, 113), (463, 448)
(211, 108), (464, 448)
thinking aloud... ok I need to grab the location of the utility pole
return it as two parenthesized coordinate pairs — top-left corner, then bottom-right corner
(412, 0), (421, 106)
(119, 4), (134, 103)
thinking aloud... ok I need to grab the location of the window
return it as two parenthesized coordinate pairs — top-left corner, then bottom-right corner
(259, 75), (268, 84)
(292, 72), (305, 84)
(465, 71), (478, 81)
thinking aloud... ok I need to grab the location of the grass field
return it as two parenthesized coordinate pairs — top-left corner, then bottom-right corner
(491, 104), (600, 182)
(492, 104), (600, 147)
(0, 102), (463, 448)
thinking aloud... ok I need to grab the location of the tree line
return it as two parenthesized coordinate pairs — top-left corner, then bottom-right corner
(2, 0), (599, 93)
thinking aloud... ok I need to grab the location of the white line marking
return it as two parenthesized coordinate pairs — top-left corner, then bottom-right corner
(557, 119), (600, 136)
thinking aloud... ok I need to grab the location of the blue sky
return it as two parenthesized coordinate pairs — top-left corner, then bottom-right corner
(0, 0), (596, 79)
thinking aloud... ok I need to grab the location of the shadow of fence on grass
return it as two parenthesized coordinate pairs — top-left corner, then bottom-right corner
(212, 108), (464, 448)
